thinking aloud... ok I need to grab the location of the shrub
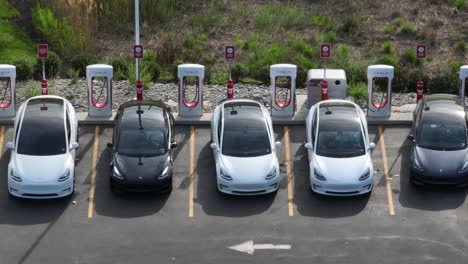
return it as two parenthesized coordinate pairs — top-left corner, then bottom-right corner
(454, 40), (466, 53)
(345, 61), (368, 84)
(454, 0), (465, 10)
(280, 5), (307, 29)
(347, 82), (368, 101)
(23, 80), (41, 98)
(427, 72), (458, 94)
(311, 15), (332, 30)
(32, 6), (85, 59)
(375, 55), (399, 68)
(190, 13), (219, 30)
(37, 51), (62, 78)
(383, 41), (394, 54)
(231, 64), (249, 82)
(296, 65), (308, 88)
(67, 68), (80, 85)
(394, 17), (404, 28)
(402, 49), (418, 65)
(251, 65), (270, 84)
(209, 71), (228, 85)
(383, 25), (392, 34)
(255, 6), (275, 30)
(14, 59), (34, 81)
(143, 50), (157, 62)
(400, 24), (414, 34)
(326, 31), (337, 43)
(71, 53), (97, 77)
(110, 58), (130, 81)
(451, 60), (462, 74)
(143, 61), (161, 82)
(340, 16), (359, 34)
(128, 63), (153, 89)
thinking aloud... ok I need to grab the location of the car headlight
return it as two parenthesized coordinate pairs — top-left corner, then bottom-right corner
(458, 161), (468, 174)
(10, 168), (22, 182)
(58, 168), (71, 182)
(158, 158), (171, 179)
(413, 151), (424, 172)
(359, 168), (371, 181)
(314, 168), (326, 181)
(265, 166), (277, 180)
(220, 167), (232, 181)
(112, 165), (124, 180)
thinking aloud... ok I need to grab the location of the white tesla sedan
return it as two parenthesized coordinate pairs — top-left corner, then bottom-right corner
(210, 99), (281, 195)
(305, 100), (375, 196)
(7, 95), (79, 199)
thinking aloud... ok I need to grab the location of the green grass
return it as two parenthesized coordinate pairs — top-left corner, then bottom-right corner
(0, 19), (36, 65)
(454, 0), (465, 10)
(394, 17), (404, 28)
(255, 6), (276, 30)
(454, 40), (466, 53)
(400, 24), (414, 34)
(383, 25), (392, 34)
(383, 41), (394, 54)
(0, 0), (19, 18)
(347, 82), (368, 100)
(403, 48), (418, 65)
(451, 60), (462, 74)
(311, 15), (332, 30)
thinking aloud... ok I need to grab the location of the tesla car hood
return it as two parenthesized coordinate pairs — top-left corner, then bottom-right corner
(221, 154), (276, 182)
(416, 146), (467, 175)
(15, 154), (70, 182)
(315, 154), (369, 181)
(115, 153), (168, 179)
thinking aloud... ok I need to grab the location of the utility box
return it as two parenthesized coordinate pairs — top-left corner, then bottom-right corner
(307, 69), (347, 108)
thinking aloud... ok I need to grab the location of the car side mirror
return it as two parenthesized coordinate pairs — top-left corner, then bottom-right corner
(6, 142), (14, 150)
(369, 142), (376, 150)
(70, 142), (79, 150)
(210, 143), (220, 151)
(107, 142), (113, 148)
(304, 143), (313, 150)
(275, 141), (282, 150)
(170, 142), (178, 149)
(407, 133), (415, 142)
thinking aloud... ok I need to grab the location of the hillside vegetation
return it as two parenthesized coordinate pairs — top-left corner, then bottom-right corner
(5, 0), (468, 97)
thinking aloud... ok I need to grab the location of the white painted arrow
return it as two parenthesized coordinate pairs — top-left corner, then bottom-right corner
(229, 240), (291, 255)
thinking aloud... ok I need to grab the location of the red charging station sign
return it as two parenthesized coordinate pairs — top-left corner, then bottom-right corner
(320, 44), (331, 58)
(37, 44), (48, 59)
(225, 46), (235, 60)
(134, 45), (144, 58)
(416, 44), (427, 59)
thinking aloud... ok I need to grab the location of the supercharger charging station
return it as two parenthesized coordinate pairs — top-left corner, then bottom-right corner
(306, 69), (347, 108)
(270, 64), (297, 117)
(0, 65), (16, 118)
(367, 65), (394, 118)
(459, 65), (468, 98)
(178, 64), (204, 117)
(86, 64), (113, 117)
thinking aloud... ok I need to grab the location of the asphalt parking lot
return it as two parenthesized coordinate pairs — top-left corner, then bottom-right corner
(0, 124), (467, 264)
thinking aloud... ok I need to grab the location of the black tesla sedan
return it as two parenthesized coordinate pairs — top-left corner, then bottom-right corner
(408, 94), (468, 187)
(108, 100), (177, 193)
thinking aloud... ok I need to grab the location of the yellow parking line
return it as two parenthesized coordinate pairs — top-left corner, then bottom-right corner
(378, 126), (395, 216)
(88, 126), (100, 219)
(0, 126), (4, 157)
(284, 126), (294, 217)
(188, 126), (195, 218)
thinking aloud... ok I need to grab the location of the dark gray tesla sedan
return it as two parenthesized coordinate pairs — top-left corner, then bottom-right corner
(108, 100), (177, 193)
(408, 94), (468, 187)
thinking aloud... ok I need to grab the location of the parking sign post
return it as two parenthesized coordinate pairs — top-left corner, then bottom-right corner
(37, 44), (48, 95)
(416, 44), (427, 103)
(225, 46), (236, 99)
(320, 44), (331, 79)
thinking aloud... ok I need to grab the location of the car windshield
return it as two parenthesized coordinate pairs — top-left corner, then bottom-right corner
(117, 129), (167, 156)
(418, 115), (466, 150)
(222, 118), (271, 157)
(17, 100), (67, 156)
(316, 119), (366, 158)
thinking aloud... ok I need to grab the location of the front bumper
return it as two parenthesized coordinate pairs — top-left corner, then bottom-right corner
(8, 177), (74, 199)
(410, 169), (468, 187)
(111, 174), (173, 193)
(310, 176), (373, 196)
(217, 176), (279, 196)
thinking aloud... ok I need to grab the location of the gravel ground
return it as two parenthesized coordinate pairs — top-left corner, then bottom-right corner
(10, 79), (418, 113)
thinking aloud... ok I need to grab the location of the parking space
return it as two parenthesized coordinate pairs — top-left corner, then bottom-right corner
(0, 124), (467, 263)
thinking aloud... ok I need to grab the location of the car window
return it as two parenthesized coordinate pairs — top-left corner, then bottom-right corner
(117, 129), (167, 156)
(316, 119), (365, 158)
(222, 118), (271, 157)
(311, 108), (317, 148)
(418, 114), (466, 150)
(217, 112), (222, 143)
(17, 100), (66, 156)
(66, 108), (71, 143)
